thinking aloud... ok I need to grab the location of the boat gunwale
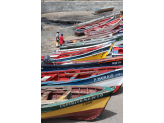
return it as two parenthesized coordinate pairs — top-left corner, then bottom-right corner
(41, 67), (123, 85)
(49, 42), (114, 62)
(41, 86), (115, 109)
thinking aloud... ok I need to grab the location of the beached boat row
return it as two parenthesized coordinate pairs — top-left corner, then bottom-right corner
(41, 15), (123, 121)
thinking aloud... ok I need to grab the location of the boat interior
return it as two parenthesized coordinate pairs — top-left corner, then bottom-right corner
(41, 86), (104, 104)
(41, 45), (102, 61)
(41, 66), (122, 82)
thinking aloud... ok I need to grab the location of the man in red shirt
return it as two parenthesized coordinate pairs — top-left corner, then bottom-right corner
(59, 33), (64, 46)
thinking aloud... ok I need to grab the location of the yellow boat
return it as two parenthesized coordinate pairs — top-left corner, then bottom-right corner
(73, 41), (114, 61)
(41, 85), (115, 121)
(48, 41), (115, 63)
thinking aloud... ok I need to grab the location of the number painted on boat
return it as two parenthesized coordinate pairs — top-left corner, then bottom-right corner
(60, 94), (103, 108)
(83, 101), (92, 106)
(112, 61), (122, 65)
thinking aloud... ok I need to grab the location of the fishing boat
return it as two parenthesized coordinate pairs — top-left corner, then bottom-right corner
(41, 44), (103, 61)
(43, 41), (115, 63)
(94, 6), (114, 14)
(41, 66), (123, 93)
(85, 24), (123, 37)
(84, 17), (122, 36)
(112, 46), (123, 57)
(41, 85), (115, 120)
(66, 27), (122, 44)
(60, 33), (123, 50)
(73, 16), (114, 35)
(41, 56), (123, 71)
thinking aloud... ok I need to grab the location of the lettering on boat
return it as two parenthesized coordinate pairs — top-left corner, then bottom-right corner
(112, 61), (122, 65)
(60, 94), (103, 108)
(83, 101), (92, 106)
(93, 72), (123, 82)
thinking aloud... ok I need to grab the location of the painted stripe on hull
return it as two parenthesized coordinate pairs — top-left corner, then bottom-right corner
(41, 96), (110, 120)
(41, 60), (123, 71)
(41, 69), (123, 86)
(73, 51), (107, 61)
(49, 43), (113, 62)
(113, 85), (121, 94)
(88, 76), (123, 87)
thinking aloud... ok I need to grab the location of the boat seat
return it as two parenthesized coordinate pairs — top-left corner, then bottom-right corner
(91, 72), (98, 77)
(41, 91), (52, 100)
(41, 76), (51, 81)
(41, 74), (58, 81)
(58, 91), (71, 100)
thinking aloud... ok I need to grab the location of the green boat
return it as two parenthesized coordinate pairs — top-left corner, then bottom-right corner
(60, 33), (123, 50)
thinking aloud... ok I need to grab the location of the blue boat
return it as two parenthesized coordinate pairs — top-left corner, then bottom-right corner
(41, 56), (123, 72)
(41, 66), (123, 87)
(94, 6), (114, 14)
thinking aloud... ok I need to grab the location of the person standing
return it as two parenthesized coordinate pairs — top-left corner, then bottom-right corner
(56, 31), (59, 47)
(59, 33), (64, 46)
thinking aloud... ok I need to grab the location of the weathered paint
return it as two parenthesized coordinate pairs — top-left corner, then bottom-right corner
(41, 96), (110, 120)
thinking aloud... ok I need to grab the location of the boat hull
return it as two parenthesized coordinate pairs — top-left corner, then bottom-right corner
(88, 76), (123, 94)
(49, 42), (114, 62)
(60, 33), (123, 50)
(41, 67), (123, 89)
(41, 58), (123, 71)
(41, 86), (114, 121)
(94, 7), (114, 14)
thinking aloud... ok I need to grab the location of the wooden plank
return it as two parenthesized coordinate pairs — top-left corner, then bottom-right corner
(65, 71), (97, 75)
(58, 91), (71, 100)
(41, 99), (68, 105)
(41, 91), (52, 100)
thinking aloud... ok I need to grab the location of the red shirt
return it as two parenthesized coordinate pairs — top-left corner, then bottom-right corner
(59, 36), (64, 45)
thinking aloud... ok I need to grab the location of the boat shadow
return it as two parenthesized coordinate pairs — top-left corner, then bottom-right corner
(41, 110), (117, 123)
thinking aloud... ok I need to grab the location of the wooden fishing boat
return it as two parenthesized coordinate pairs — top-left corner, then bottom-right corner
(41, 45), (103, 61)
(41, 85), (115, 120)
(56, 40), (122, 55)
(73, 16), (114, 35)
(112, 46), (123, 57)
(66, 27), (123, 44)
(60, 33), (123, 50)
(84, 17), (122, 36)
(57, 42), (110, 54)
(43, 41), (115, 63)
(94, 6), (114, 14)
(85, 25), (123, 37)
(41, 56), (123, 71)
(41, 66), (123, 93)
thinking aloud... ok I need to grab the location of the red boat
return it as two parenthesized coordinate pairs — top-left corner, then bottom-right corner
(84, 17), (122, 36)
(112, 46), (123, 57)
(65, 27), (123, 44)
(41, 66), (123, 94)
(41, 45), (102, 61)
(74, 16), (114, 35)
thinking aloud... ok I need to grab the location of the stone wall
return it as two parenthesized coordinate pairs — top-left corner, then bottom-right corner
(41, 1), (123, 14)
